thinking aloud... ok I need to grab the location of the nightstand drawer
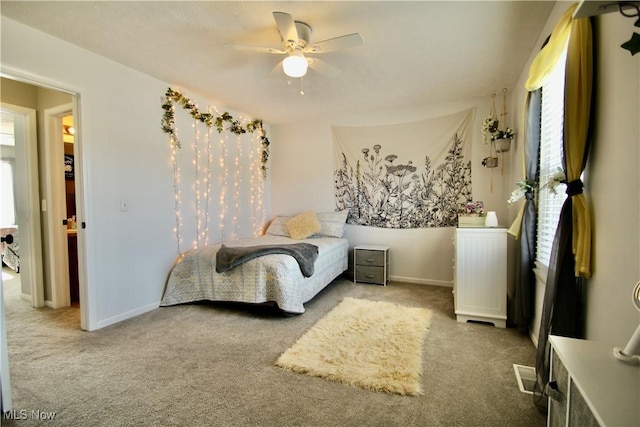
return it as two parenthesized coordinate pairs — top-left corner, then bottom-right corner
(355, 265), (385, 284)
(355, 250), (385, 266)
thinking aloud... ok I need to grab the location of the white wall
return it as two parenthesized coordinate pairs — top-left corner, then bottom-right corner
(1, 17), (270, 330)
(270, 98), (512, 286)
(509, 3), (640, 347)
(585, 11), (640, 345)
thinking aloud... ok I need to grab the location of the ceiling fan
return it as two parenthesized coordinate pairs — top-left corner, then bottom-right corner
(228, 11), (363, 79)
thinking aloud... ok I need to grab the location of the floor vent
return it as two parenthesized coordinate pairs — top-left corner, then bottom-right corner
(513, 364), (536, 394)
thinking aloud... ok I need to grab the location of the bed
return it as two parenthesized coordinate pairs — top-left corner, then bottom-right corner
(1, 227), (19, 273)
(160, 211), (349, 314)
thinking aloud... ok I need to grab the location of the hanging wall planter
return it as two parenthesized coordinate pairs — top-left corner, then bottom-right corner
(494, 137), (512, 153)
(482, 156), (499, 168)
(482, 89), (516, 155)
(485, 118), (499, 133)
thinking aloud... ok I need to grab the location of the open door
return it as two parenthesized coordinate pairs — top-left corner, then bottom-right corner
(43, 104), (74, 309)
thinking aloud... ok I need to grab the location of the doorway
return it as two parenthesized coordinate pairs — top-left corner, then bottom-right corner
(0, 76), (87, 329)
(0, 103), (44, 308)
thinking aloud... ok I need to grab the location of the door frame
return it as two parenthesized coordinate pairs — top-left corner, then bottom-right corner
(1, 103), (44, 308)
(43, 104), (73, 309)
(1, 273), (12, 412)
(1, 68), (90, 330)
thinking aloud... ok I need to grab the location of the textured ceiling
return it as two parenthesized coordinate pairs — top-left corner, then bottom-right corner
(1, 1), (555, 124)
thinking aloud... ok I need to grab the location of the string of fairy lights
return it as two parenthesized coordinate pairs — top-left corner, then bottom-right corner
(218, 133), (228, 242)
(233, 133), (242, 240)
(248, 132), (265, 235)
(169, 131), (183, 254)
(193, 118), (201, 248)
(161, 88), (269, 255)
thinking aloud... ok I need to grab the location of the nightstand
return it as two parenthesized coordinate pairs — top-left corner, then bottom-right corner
(354, 245), (389, 286)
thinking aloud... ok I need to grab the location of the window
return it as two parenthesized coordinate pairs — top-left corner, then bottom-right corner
(536, 52), (567, 267)
(0, 110), (17, 227)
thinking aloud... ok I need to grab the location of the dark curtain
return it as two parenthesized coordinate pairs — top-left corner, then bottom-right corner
(533, 15), (593, 410)
(513, 89), (542, 334)
(533, 200), (585, 410)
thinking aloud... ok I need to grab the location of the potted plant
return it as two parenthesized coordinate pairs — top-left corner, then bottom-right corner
(457, 201), (486, 226)
(482, 116), (499, 144)
(492, 127), (515, 153)
(482, 156), (499, 168)
(481, 90), (515, 172)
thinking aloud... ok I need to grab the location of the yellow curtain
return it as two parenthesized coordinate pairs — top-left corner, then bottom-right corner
(525, 4), (577, 91)
(564, 15), (593, 278)
(511, 3), (593, 277)
(507, 92), (530, 239)
(509, 4), (577, 238)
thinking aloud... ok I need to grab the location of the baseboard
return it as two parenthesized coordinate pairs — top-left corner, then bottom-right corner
(389, 275), (453, 287)
(94, 302), (159, 330)
(530, 330), (539, 348)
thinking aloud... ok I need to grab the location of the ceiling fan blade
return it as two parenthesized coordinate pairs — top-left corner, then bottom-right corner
(307, 58), (341, 78)
(307, 33), (363, 53)
(266, 60), (284, 77)
(273, 11), (298, 45)
(225, 44), (286, 54)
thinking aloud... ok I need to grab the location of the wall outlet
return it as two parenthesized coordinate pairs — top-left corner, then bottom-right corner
(120, 200), (128, 212)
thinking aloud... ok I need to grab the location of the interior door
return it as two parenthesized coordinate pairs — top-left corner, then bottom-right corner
(44, 105), (73, 308)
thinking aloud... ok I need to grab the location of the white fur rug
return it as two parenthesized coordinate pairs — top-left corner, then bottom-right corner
(276, 297), (433, 396)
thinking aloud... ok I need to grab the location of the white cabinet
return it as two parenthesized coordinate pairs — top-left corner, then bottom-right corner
(548, 335), (639, 427)
(454, 227), (507, 327)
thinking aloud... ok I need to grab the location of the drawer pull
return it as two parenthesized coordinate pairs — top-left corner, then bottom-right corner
(545, 381), (564, 403)
(365, 258), (375, 262)
(365, 274), (375, 278)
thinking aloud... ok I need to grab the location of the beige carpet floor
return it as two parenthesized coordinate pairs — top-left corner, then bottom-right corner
(2, 267), (546, 426)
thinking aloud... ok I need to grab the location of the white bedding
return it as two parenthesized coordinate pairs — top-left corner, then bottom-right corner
(160, 235), (349, 313)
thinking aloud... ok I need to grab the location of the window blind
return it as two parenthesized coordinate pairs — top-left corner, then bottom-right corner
(536, 53), (567, 267)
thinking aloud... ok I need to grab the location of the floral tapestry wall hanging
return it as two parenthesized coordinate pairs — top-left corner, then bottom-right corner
(333, 108), (475, 228)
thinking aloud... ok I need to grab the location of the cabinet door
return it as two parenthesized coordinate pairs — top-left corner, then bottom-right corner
(549, 350), (568, 427)
(455, 229), (507, 318)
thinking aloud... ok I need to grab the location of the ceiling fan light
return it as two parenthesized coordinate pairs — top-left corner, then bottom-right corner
(283, 54), (308, 78)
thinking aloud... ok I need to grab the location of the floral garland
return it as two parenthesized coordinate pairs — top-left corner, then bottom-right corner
(507, 179), (537, 206)
(161, 87), (270, 177)
(507, 168), (567, 206)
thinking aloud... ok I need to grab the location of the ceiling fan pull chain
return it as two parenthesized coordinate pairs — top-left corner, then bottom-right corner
(300, 77), (305, 95)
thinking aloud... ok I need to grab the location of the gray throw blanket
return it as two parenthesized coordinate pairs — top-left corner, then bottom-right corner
(215, 243), (319, 277)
